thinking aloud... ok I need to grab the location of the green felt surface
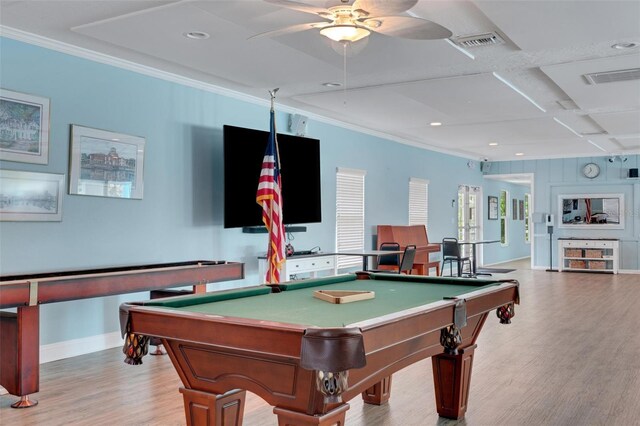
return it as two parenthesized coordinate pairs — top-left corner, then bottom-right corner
(158, 275), (500, 327)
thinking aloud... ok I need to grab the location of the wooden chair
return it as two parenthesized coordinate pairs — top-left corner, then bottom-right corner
(441, 238), (471, 277)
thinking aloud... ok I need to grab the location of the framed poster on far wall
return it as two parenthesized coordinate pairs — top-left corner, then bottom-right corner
(488, 196), (498, 220)
(512, 198), (518, 220)
(0, 88), (50, 164)
(69, 125), (145, 199)
(0, 170), (64, 221)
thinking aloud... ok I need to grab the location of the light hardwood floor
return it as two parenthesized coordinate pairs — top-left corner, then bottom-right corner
(2, 260), (639, 426)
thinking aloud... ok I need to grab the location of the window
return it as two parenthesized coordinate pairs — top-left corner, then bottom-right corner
(408, 178), (429, 227)
(500, 190), (508, 245)
(336, 168), (366, 269)
(524, 193), (531, 243)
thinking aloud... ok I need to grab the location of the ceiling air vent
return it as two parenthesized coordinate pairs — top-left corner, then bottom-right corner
(584, 68), (640, 85)
(453, 32), (504, 48)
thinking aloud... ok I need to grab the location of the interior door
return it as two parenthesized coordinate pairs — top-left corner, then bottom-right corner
(457, 185), (482, 261)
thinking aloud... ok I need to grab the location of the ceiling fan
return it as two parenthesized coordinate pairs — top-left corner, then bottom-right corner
(253, 0), (452, 43)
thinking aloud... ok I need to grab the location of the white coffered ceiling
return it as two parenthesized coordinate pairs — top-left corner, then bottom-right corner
(1, 0), (639, 161)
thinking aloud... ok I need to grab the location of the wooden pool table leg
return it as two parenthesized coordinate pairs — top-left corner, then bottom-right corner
(179, 387), (245, 426)
(361, 375), (392, 405)
(431, 344), (477, 420)
(273, 404), (349, 426)
(0, 306), (40, 408)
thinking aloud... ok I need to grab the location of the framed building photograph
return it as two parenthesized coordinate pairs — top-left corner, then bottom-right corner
(69, 125), (145, 199)
(488, 196), (498, 220)
(0, 88), (50, 164)
(0, 170), (64, 221)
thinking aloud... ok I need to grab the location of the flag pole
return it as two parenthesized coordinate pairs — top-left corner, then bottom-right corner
(256, 88), (286, 283)
(269, 88), (282, 171)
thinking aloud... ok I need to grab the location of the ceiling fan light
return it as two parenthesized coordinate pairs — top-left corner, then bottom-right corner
(320, 25), (370, 42)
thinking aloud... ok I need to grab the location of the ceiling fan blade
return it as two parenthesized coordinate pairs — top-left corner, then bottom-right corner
(264, 0), (333, 17)
(249, 21), (331, 40)
(353, 0), (418, 16)
(366, 16), (452, 40)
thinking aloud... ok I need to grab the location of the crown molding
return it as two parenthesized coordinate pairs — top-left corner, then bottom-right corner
(0, 25), (268, 106)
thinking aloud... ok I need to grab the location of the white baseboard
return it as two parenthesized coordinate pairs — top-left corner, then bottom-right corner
(40, 331), (124, 364)
(483, 256), (530, 267)
(531, 265), (639, 274)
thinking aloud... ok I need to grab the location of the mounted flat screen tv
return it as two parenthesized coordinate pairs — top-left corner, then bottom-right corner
(223, 124), (321, 229)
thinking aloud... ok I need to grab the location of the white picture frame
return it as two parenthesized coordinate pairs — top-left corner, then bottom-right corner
(0, 88), (50, 164)
(0, 170), (64, 221)
(69, 125), (145, 199)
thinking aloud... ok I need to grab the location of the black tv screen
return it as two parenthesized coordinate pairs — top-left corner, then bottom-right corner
(223, 124), (322, 228)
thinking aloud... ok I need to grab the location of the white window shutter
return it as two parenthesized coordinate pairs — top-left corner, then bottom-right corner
(409, 177), (429, 227)
(336, 168), (366, 269)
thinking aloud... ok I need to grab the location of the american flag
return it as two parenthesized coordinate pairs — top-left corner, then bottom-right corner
(256, 108), (286, 283)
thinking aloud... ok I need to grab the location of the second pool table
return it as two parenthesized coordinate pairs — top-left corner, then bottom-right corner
(120, 272), (519, 425)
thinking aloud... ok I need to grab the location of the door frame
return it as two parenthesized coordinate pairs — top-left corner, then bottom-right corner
(483, 173), (535, 269)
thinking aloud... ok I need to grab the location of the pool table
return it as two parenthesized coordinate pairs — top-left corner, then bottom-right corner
(120, 272), (519, 425)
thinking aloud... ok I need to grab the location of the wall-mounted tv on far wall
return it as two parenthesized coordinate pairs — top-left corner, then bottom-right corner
(223, 124), (322, 229)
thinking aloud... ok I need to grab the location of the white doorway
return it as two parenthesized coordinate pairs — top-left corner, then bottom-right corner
(483, 173), (535, 269)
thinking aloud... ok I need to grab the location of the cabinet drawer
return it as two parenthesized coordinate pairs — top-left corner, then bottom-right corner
(562, 240), (615, 248)
(287, 256), (335, 273)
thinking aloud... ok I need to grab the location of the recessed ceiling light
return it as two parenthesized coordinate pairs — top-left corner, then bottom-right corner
(489, 142), (498, 146)
(322, 82), (342, 87)
(184, 31), (210, 40)
(515, 152), (524, 156)
(612, 42), (638, 50)
(111, 138), (120, 141)
(430, 122), (442, 126)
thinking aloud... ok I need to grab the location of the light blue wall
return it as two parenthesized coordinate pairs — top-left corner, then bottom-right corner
(488, 159), (640, 270)
(2, 37), (526, 345)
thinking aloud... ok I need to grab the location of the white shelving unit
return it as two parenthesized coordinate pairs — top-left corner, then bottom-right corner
(558, 238), (619, 274)
(258, 253), (337, 283)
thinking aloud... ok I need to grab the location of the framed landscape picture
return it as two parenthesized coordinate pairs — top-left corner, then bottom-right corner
(488, 196), (498, 220)
(69, 125), (145, 199)
(0, 88), (50, 164)
(0, 170), (64, 221)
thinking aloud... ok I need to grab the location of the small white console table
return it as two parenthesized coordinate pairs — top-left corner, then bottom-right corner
(258, 253), (337, 283)
(557, 238), (619, 274)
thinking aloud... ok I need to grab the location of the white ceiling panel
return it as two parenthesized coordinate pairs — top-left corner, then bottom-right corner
(293, 88), (439, 131)
(590, 111), (640, 136)
(410, 117), (585, 146)
(540, 54), (640, 112)
(475, 1), (640, 51)
(72, 2), (339, 88)
(394, 73), (547, 124)
(611, 136), (640, 151)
